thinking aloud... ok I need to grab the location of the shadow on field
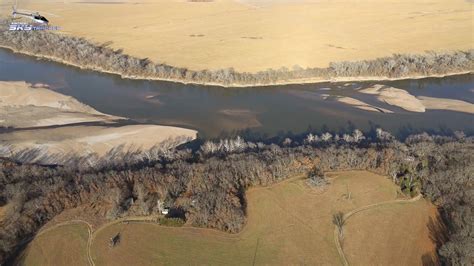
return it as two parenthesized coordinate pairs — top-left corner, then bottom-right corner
(422, 212), (449, 266)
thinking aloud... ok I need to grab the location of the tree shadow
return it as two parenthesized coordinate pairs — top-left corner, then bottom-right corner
(422, 211), (449, 266)
(421, 253), (439, 266)
(427, 213), (449, 249)
(166, 207), (186, 220)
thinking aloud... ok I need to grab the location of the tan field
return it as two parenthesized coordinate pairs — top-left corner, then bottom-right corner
(344, 201), (438, 265)
(17, 223), (90, 266)
(19, 171), (437, 265)
(1, 0), (472, 73)
(17, 171), (436, 265)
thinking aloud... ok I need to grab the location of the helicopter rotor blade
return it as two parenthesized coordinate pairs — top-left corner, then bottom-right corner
(14, 8), (60, 17)
(37, 11), (60, 17)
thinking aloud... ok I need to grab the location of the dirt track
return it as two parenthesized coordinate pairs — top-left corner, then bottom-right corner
(333, 194), (423, 266)
(28, 172), (432, 265)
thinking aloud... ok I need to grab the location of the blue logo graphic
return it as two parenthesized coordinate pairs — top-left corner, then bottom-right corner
(9, 22), (60, 31)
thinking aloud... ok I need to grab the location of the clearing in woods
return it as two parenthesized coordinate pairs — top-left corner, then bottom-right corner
(343, 201), (438, 265)
(17, 223), (90, 266)
(18, 171), (438, 265)
(90, 171), (437, 265)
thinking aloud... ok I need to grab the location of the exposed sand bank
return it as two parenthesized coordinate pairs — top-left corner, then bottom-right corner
(418, 96), (474, 114)
(359, 85), (426, 112)
(1, 0), (472, 73)
(330, 84), (474, 114)
(0, 81), (122, 128)
(217, 109), (262, 129)
(0, 125), (196, 156)
(334, 96), (393, 113)
(0, 81), (100, 113)
(0, 81), (197, 159)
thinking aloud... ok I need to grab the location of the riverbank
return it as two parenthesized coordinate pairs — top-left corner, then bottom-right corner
(2, 134), (471, 264)
(1, 45), (472, 88)
(0, 124), (196, 157)
(2, 0), (471, 73)
(2, 48), (473, 139)
(0, 81), (122, 128)
(0, 81), (197, 161)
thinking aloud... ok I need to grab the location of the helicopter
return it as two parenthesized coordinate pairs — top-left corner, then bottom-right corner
(11, 0), (49, 24)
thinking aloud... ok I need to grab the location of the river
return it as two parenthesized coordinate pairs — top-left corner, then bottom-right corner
(1, 48), (473, 139)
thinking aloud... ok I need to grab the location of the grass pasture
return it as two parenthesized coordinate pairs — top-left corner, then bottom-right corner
(18, 223), (90, 266)
(18, 170), (437, 265)
(1, 0), (471, 73)
(89, 171), (436, 265)
(343, 201), (438, 265)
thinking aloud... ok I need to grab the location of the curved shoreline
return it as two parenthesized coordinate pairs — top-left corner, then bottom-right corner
(1, 45), (472, 88)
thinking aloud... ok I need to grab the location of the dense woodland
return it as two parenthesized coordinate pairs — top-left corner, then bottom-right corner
(0, 129), (472, 264)
(1, 21), (473, 86)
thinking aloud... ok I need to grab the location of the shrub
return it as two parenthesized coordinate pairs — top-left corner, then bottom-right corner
(158, 217), (185, 227)
(307, 166), (328, 187)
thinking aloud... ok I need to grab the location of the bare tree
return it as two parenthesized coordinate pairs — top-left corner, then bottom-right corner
(333, 212), (345, 239)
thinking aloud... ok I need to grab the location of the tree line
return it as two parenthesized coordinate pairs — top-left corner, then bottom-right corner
(0, 130), (472, 264)
(1, 21), (473, 86)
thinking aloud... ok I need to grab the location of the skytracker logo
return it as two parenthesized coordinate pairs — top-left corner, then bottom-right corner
(8, 22), (60, 31)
